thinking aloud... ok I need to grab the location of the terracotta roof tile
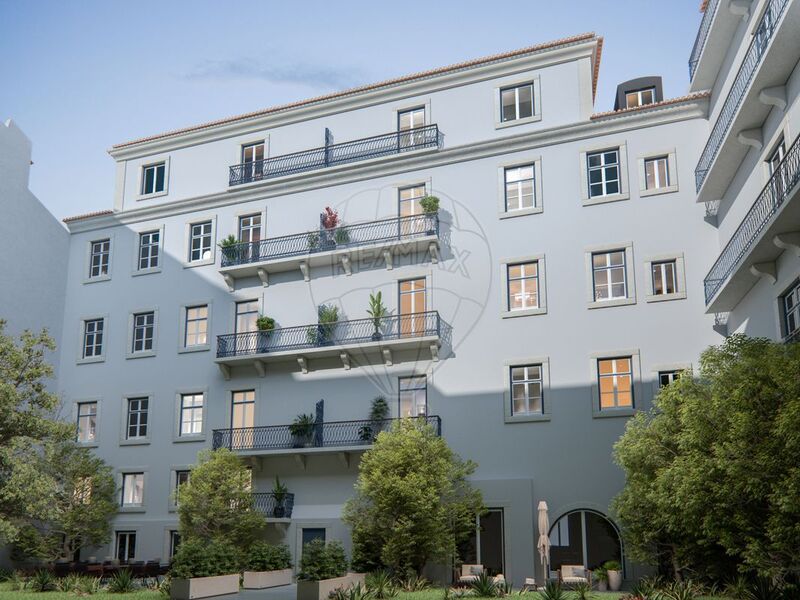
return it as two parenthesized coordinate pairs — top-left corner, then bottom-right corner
(589, 91), (710, 119)
(63, 209), (114, 223)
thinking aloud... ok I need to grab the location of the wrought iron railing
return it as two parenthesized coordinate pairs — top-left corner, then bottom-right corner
(213, 415), (441, 452)
(704, 134), (800, 304)
(688, 0), (720, 80)
(229, 124), (441, 185)
(217, 311), (440, 358)
(253, 492), (294, 518)
(695, 0), (789, 191)
(221, 213), (439, 267)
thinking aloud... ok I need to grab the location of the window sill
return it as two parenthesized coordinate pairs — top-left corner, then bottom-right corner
(592, 407), (636, 419)
(136, 190), (168, 201)
(178, 345), (211, 354)
(495, 114), (542, 130)
(504, 413), (551, 424)
(126, 351), (156, 360)
(582, 193), (629, 207)
(183, 259), (215, 269)
(498, 206), (543, 220)
(587, 297), (636, 310)
(120, 439), (150, 447)
(645, 291), (687, 303)
(640, 185), (678, 198)
(83, 275), (111, 285)
(77, 356), (105, 365)
(501, 307), (547, 319)
(173, 434), (206, 443)
(132, 267), (162, 278)
(118, 506), (146, 513)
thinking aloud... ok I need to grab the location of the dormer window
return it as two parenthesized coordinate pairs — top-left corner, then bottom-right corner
(625, 87), (656, 109)
(141, 162), (166, 195)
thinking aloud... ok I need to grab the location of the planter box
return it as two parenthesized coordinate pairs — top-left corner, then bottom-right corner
(297, 573), (365, 600)
(171, 574), (239, 600)
(243, 568), (293, 589)
(607, 570), (622, 591)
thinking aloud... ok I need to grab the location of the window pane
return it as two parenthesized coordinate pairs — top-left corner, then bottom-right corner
(501, 89), (516, 122)
(517, 85), (533, 118)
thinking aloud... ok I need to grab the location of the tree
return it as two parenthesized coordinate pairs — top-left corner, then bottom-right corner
(13, 440), (117, 562)
(177, 449), (266, 548)
(612, 335), (800, 582)
(343, 419), (484, 575)
(0, 320), (70, 545)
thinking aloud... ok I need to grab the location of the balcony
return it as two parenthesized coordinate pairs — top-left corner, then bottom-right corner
(253, 492), (294, 520)
(213, 416), (441, 457)
(228, 124), (441, 186)
(215, 311), (442, 379)
(694, 0), (799, 201)
(688, 0), (720, 81)
(704, 133), (800, 311)
(219, 214), (440, 289)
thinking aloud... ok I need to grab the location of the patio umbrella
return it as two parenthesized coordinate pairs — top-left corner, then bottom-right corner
(537, 501), (550, 580)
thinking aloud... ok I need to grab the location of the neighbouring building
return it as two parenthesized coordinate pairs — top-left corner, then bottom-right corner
(0, 0), (798, 586)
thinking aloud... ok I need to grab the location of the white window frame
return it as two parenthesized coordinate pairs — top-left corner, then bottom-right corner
(126, 309), (158, 359)
(77, 315), (107, 364)
(637, 150), (678, 197)
(179, 302), (212, 353)
(781, 279), (800, 342)
(590, 350), (641, 418)
(584, 243), (636, 309)
(579, 143), (629, 206)
(503, 357), (551, 423)
(497, 157), (543, 218)
(136, 158), (170, 200)
(501, 254), (547, 318)
(174, 389), (207, 442)
(625, 87), (656, 109)
(651, 362), (692, 397)
(115, 530), (138, 563)
(398, 375), (428, 418)
(644, 253), (687, 302)
(169, 466), (193, 511)
(494, 76), (542, 129)
(75, 399), (101, 445)
(84, 237), (113, 284)
(119, 470), (146, 511)
(184, 215), (217, 267)
(121, 395), (151, 445)
(132, 224), (165, 276)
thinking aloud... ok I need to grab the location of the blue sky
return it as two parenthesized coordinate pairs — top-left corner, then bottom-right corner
(0, 0), (703, 219)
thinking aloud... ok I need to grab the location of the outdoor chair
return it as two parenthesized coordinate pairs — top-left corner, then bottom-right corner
(457, 564), (484, 584)
(558, 565), (591, 586)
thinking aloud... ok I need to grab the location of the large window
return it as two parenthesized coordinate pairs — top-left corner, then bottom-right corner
(138, 230), (160, 270)
(399, 376), (427, 418)
(141, 162), (166, 195)
(231, 390), (255, 429)
(625, 87), (655, 108)
(82, 318), (104, 359)
(169, 531), (181, 559)
(507, 261), (539, 311)
(658, 370), (682, 388)
(131, 312), (155, 354)
(399, 278), (427, 337)
(399, 184), (426, 217)
(398, 107), (425, 148)
(651, 260), (677, 296)
(116, 531), (136, 563)
(184, 305), (208, 347)
(549, 510), (622, 573)
(174, 470), (190, 506)
(241, 143), (265, 181)
(587, 149), (620, 198)
(782, 280), (800, 341)
(504, 165), (535, 211)
(510, 364), (543, 415)
(597, 357), (633, 409)
(592, 251), (627, 301)
(179, 393), (204, 436)
(121, 473), (144, 506)
(126, 398), (149, 439)
(89, 239), (110, 279)
(500, 83), (534, 122)
(644, 156), (669, 190)
(188, 221), (212, 263)
(235, 300), (259, 334)
(76, 402), (97, 443)
(239, 214), (261, 244)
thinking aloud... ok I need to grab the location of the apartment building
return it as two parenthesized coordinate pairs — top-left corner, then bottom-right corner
(688, 0), (800, 344)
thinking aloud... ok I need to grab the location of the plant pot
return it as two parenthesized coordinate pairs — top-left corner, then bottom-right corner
(371, 331), (382, 341)
(170, 574), (239, 600)
(292, 435), (312, 448)
(257, 330), (271, 353)
(242, 568), (293, 589)
(297, 574), (365, 600)
(596, 580), (607, 592)
(273, 504), (286, 518)
(607, 570), (622, 591)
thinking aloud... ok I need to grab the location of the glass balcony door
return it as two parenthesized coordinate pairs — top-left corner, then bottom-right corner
(399, 278), (426, 337)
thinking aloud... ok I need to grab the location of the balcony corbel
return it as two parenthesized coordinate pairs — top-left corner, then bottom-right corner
(340, 254), (352, 276)
(297, 356), (308, 374)
(222, 273), (235, 292)
(774, 232), (800, 256)
(383, 249), (393, 270)
(382, 348), (392, 366)
(218, 363), (231, 381)
(340, 351), (351, 370)
(759, 86), (787, 110)
(737, 128), (763, 150)
(257, 268), (269, 287)
(749, 261), (777, 283)
(337, 452), (351, 468)
(253, 360), (266, 378)
(429, 242), (439, 264)
(729, 0), (752, 19)
(299, 261), (310, 282)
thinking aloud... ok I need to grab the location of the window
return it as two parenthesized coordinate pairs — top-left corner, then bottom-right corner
(235, 300), (259, 334)
(141, 162), (166, 195)
(188, 221), (212, 263)
(658, 370), (681, 388)
(137, 230), (160, 270)
(768, 138), (786, 175)
(504, 165), (535, 211)
(644, 156), (669, 190)
(116, 531), (136, 563)
(73, 477), (92, 504)
(597, 357), (634, 409)
(241, 143), (265, 181)
(592, 251), (627, 301)
(239, 214), (261, 244)
(587, 149), (620, 198)
(302, 528), (326, 548)
(82, 318), (104, 359)
(507, 261), (539, 311)
(184, 305), (208, 347)
(399, 278), (427, 337)
(76, 402), (97, 443)
(625, 87), (655, 108)
(126, 398), (149, 439)
(399, 376), (427, 418)
(174, 470), (190, 505)
(231, 390), (255, 429)
(510, 365), (543, 415)
(169, 531), (181, 558)
(179, 393), (204, 436)
(398, 107), (425, 148)
(500, 83), (534, 122)
(652, 260), (677, 296)
(399, 184), (426, 217)
(89, 239), (110, 279)
(121, 473), (144, 506)
(131, 312), (155, 354)
(782, 280), (800, 341)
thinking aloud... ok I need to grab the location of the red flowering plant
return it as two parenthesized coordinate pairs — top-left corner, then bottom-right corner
(321, 207), (340, 230)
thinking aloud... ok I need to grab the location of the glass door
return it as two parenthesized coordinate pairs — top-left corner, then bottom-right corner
(231, 390), (255, 448)
(399, 278), (426, 337)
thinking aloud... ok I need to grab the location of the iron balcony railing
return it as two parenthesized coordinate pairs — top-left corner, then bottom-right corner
(229, 124), (441, 185)
(217, 311), (440, 358)
(253, 492), (294, 518)
(688, 0), (720, 80)
(221, 213), (439, 267)
(213, 415), (441, 452)
(695, 0), (789, 191)
(704, 134), (800, 304)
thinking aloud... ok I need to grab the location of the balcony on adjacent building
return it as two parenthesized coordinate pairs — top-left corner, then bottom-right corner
(688, 0), (720, 82)
(694, 0), (798, 202)
(704, 134), (800, 311)
(228, 124), (441, 186)
(219, 214), (440, 289)
(215, 311), (442, 379)
(252, 492), (295, 520)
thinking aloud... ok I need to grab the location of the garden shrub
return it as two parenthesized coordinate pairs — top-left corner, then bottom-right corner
(298, 538), (348, 581)
(170, 538), (243, 579)
(246, 541), (292, 572)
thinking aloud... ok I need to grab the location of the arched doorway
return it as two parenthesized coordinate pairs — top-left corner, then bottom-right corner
(548, 509), (623, 574)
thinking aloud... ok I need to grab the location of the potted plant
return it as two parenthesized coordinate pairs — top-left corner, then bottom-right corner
(242, 542), (293, 590)
(419, 196), (440, 235)
(271, 476), (289, 518)
(289, 414), (316, 448)
(366, 292), (388, 341)
(296, 539), (363, 600)
(317, 304), (339, 346)
(603, 561), (622, 591)
(358, 396), (389, 442)
(334, 226), (350, 246)
(256, 315), (275, 353)
(169, 538), (241, 600)
(218, 234), (239, 263)
(593, 566), (608, 592)
(307, 231), (320, 251)
(321, 207), (340, 249)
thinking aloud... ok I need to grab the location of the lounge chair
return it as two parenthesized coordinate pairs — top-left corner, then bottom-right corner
(558, 565), (591, 586)
(457, 564), (484, 584)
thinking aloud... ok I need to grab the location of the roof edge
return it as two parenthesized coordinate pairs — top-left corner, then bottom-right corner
(590, 91), (710, 120)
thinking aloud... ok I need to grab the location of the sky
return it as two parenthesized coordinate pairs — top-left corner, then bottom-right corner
(0, 0), (704, 220)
